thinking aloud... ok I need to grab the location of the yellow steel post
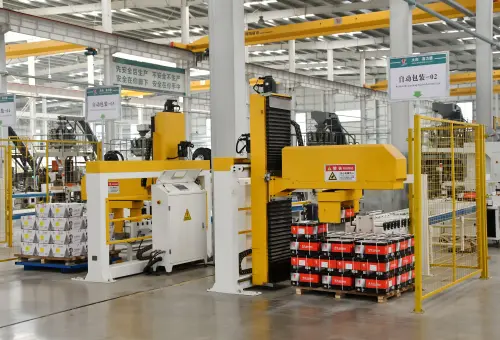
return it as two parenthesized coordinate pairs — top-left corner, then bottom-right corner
(413, 115), (423, 313)
(7, 145), (12, 247)
(480, 125), (489, 278)
(450, 123), (457, 282)
(45, 141), (49, 202)
(97, 142), (103, 161)
(408, 128), (414, 234)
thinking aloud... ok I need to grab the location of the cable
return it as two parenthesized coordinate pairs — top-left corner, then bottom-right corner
(291, 120), (304, 146)
(236, 133), (250, 154)
(239, 249), (252, 275)
(104, 150), (124, 161)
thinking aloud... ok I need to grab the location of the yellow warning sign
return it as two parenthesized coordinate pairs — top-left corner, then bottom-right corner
(183, 209), (192, 221)
(329, 172), (337, 181)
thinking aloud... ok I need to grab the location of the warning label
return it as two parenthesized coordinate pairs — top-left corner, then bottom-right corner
(324, 164), (356, 182)
(183, 209), (192, 221)
(108, 181), (120, 194)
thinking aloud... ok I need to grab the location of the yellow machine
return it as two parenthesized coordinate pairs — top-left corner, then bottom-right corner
(249, 93), (407, 285)
(83, 101), (203, 234)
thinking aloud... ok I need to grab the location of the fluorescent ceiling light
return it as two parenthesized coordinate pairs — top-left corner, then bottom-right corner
(113, 52), (176, 68)
(244, 0), (277, 7)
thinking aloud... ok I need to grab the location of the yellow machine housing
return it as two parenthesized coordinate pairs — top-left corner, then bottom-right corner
(152, 111), (185, 161)
(83, 110), (188, 233)
(249, 93), (407, 286)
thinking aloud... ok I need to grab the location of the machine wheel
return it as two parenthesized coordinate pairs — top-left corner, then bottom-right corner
(192, 147), (211, 162)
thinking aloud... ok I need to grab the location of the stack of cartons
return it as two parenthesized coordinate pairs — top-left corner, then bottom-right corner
(20, 203), (88, 258)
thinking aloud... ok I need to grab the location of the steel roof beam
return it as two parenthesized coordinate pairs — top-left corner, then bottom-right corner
(0, 9), (193, 64)
(19, 0), (204, 16)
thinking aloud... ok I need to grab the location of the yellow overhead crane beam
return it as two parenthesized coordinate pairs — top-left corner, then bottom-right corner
(172, 0), (500, 53)
(6, 41), (85, 59)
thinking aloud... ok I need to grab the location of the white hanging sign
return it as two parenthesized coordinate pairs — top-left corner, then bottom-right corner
(0, 94), (16, 126)
(388, 52), (450, 101)
(85, 86), (121, 122)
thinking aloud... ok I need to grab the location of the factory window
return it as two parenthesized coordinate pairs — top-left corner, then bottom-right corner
(457, 102), (473, 122)
(206, 118), (211, 137)
(295, 112), (306, 133)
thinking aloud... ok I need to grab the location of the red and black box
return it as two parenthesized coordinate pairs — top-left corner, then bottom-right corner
(291, 221), (328, 240)
(322, 271), (354, 291)
(291, 240), (322, 256)
(319, 256), (337, 273)
(291, 271), (321, 288)
(355, 273), (396, 294)
(355, 237), (396, 260)
(321, 236), (356, 258)
(353, 256), (397, 277)
(291, 256), (321, 273)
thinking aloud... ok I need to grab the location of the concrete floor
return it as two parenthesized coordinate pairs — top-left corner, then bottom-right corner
(0, 250), (499, 340)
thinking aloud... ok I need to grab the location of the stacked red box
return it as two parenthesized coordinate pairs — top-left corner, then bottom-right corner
(291, 230), (415, 295)
(291, 221), (328, 240)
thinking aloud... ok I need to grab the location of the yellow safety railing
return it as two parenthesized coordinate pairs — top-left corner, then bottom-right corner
(412, 115), (487, 313)
(105, 197), (152, 245)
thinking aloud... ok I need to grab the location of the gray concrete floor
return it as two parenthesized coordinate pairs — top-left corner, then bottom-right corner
(0, 250), (499, 340)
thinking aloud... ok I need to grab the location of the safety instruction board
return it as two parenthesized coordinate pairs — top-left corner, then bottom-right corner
(324, 164), (356, 182)
(108, 181), (120, 194)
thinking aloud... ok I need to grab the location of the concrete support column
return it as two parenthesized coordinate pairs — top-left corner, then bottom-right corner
(208, 0), (247, 295)
(327, 49), (334, 112)
(103, 47), (115, 146)
(0, 30), (6, 94)
(375, 100), (381, 144)
(289, 40), (296, 73)
(42, 97), (48, 138)
(389, 0), (413, 153)
(476, 0), (493, 129)
(101, 0), (112, 33)
(137, 106), (144, 125)
(360, 53), (367, 144)
(181, 0), (190, 44)
(87, 54), (95, 85)
(183, 61), (192, 141)
(28, 56), (36, 137)
(495, 85), (499, 119)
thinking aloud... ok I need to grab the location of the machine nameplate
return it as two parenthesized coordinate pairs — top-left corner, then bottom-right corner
(324, 164), (356, 182)
(108, 181), (120, 194)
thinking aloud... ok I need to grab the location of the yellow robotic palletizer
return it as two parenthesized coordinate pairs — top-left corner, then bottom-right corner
(249, 93), (407, 286)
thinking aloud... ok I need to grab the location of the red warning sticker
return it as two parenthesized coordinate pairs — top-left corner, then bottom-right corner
(324, 164), (356, 182)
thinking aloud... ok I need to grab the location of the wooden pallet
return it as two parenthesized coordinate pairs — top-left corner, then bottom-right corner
(295, 284), (415, 303)
(15, 254), (87, 266)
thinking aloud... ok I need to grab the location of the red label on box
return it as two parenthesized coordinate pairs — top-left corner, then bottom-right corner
(364, 244), (392, 256)
(298, 242), (321, 252)
(337, 259), (354, 271)
(344, 208), (354, 218)
(365, 277), (395, 290)
(325, 275), (353, 286)
(299, 273), (320, 283)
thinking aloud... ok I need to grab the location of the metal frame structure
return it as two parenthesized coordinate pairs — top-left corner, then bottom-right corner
(83, 160), (211, 283)
(412, 114), (488, 313)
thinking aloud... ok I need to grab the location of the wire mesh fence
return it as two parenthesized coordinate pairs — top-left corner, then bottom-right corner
(412, 114), (487, 312)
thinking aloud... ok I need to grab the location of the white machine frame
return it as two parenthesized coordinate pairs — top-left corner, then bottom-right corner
(83, 169), (212, 283)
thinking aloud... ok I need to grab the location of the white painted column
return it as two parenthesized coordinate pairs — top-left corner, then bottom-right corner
(101, 0), (112, 33)
(28, 56), (36, 137)
(0, 24), (7, 243)
(389, 0), (413, 153)
(42, 97), (48, 138)
(495, 86), (499, 119)
(327, 49), (334, 112)
(360, 53), (367, 144)
(87, 54), (95, 85)
(101, 0), (114, 148)
(137, 106), (144, 125)
(476, 0), (493, 129)
(181, 0), (190, 45)
(288, 40), (296, 73)
(183, 61), (192, 141)
(208, 0), (248, 295)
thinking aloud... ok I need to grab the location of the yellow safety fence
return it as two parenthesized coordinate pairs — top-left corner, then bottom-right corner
(411, 115), (488, 313)
(0, 138), (101, 262)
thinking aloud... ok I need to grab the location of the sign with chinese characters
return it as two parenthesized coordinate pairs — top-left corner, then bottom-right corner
(388, 52), (449, 101)
(0, 94), (16, 126)
(85, 86), (121, 122)
(112, 58), (185, 95)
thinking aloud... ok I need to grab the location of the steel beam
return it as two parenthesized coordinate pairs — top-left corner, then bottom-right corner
(6, 41), (84, 59)
(181, 0), (500, 52)
(0, 9), (193, 63)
